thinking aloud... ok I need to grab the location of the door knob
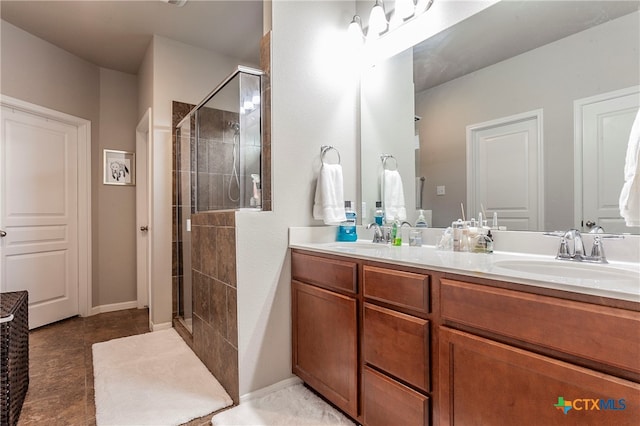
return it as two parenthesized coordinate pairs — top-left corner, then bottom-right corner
(140, 226), (149, 232)
(585, 220), (596, 229)
(0, 230), (6, 237)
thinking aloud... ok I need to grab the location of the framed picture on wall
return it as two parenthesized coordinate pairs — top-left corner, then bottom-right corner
(103, 149), (135, 186)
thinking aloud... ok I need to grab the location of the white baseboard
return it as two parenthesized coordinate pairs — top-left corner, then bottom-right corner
(240, 376), (303, 403)
(151, 321), (173, 331)
(89, 300), (138, 316)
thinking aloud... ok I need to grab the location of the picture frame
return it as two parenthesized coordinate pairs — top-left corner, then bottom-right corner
(103, 149), (135, 186)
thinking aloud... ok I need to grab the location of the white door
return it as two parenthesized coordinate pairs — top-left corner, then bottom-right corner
(576, 87), (640, 234)
(1, 106), (80, 328)
(136, 108), (151, 310)
(467, 110), (543, 231)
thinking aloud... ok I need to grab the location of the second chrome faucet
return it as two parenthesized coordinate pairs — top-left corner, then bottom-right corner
(547, 228), (623, 264)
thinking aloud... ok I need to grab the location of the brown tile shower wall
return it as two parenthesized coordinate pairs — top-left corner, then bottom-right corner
(191, 211), (239, 404)
(196, 107), (243, 211)
(172, 102), (239, 404)
(260, 31), (272, 211)
(169, 32), (271, 406)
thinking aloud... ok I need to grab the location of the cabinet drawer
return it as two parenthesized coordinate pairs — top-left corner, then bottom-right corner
(292, 251), (357, 294)
(363, 265), (430, 314)
(363, 366), (429, 426)
(441, 279), (640, 376)
(363, 302), (430, 392)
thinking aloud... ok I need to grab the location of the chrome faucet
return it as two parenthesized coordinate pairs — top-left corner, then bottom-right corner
(546, 227), (623, 264)
(367, 223), (388, 243)
(557, 229), (586, 260)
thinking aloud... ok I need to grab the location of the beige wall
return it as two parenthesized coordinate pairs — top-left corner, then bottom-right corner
(416, 11), (640, 229)
(1, 20), (139, 309)
(97, 68), (138, 306)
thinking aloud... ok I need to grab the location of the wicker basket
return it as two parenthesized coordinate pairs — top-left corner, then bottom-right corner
(1, 291), (29, 426)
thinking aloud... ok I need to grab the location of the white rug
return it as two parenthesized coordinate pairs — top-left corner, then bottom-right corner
(211, 382), (355, 426)
(93, 328), (233, 426)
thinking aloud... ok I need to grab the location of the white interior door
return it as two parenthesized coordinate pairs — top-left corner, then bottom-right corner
(1, 105), (80, 329)
(467, 110), (543, 231)
(576, 87), (640, 234)
(136, 108), (151, 310)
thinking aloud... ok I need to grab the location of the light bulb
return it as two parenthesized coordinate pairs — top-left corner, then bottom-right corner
(368, 0), (388, 36)
(243, 101), (254, 111)
(252, 95), (261, 105)
(348, 15), (365, 45)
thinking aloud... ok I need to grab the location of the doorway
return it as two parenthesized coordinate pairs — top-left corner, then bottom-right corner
(466, 110), (544, 231)
(0, 96), (91, 329)
(136, 108), (152, 319)
(574, 86), (640, 234)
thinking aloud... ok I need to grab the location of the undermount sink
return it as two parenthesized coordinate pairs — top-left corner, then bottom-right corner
(493, 260), (640, 282)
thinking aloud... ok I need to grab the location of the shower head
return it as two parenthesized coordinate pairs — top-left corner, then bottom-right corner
(228, 121), (240, 132)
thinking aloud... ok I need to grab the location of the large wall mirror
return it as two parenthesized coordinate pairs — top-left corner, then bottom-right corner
(360, 0), (640, 234)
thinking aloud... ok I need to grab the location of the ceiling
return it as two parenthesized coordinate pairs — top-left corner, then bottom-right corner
(413, 1), (640, 92)
(0, 0), (264, 75)
(3, 1), (637, 87)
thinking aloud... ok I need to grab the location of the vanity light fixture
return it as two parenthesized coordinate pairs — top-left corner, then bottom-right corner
(349, 0), (435, 46)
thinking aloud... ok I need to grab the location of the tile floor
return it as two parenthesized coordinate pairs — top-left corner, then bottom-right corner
(17, 309), (217, 426)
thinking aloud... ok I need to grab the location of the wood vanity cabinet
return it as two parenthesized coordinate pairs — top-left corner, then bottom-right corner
(439, 278), (640, 425)
(291, 251), (432, 425)
(291, 249), (640, 426)
(291, 251), (358, 418)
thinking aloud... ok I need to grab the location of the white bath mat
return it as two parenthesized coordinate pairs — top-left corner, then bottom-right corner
(211, 382), (355, 426)
(93, 328), (233, 426)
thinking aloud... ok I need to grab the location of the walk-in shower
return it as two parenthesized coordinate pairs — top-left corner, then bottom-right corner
(175, 66), (263, 332)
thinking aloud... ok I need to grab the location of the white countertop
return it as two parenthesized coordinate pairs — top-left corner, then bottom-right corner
(289, 227), (640, 303)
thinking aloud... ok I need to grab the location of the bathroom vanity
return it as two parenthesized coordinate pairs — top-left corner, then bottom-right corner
(290, 235), (640, 426)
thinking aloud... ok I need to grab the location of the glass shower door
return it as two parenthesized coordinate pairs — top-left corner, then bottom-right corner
(177, 117), (193, 332)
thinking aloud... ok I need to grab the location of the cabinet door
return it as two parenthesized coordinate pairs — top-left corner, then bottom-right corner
(363, 366), (429, 426)
(439, 327), (640, 426)
(292, 280), (358, 417)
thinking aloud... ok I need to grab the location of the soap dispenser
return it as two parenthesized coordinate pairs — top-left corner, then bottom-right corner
(415, 210), (428, 228)
(391, 216), (402, 246)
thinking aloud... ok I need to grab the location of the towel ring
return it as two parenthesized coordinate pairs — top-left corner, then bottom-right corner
(321, 145), (341, 165)
(381, 154), (398, 171)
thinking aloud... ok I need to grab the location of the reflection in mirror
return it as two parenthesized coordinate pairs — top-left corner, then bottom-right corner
(361, 1), (640, 234)
(361, 48), (417, 225)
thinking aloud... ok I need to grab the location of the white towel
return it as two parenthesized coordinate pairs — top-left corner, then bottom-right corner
(383, 169), (406, 221)
(619, 109), (640, 227)
(313, 163), (346, 225)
